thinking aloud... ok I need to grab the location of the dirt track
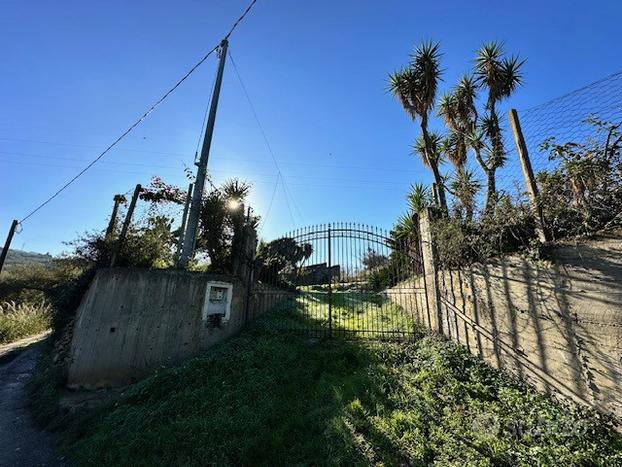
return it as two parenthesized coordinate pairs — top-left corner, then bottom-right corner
(0, 336), (65, 466)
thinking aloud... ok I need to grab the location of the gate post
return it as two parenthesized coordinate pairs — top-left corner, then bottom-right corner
(327, 225), (333, 338)
(418, 208), (443, 334)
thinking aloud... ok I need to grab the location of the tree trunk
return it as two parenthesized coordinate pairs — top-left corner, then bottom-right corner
(485, 168), (497, 214)
(420, 117), (448, 213)
(465, 204), (474, 223)
(430, 163), (448, 214)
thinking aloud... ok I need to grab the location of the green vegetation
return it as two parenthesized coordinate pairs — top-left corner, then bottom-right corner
(389, 42), (622, 268)
(2, 249), (53, 269)
(0, 300), (51, 344)
(50, 303), (621, 466)
(0, 261), (86, 345)
(277, 293), (416, 338)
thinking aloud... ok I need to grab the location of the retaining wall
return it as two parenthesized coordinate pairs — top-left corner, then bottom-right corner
(67, 268), (248, 388)
(435, 232), (622, 419)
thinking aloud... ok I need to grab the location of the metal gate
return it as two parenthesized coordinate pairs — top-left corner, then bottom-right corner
(250, 223), (429, 340)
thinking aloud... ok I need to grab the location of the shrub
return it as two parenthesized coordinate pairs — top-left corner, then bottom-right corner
(0, 301), (52, 344)
(432, 196), (536, 268)
(68, 217), (175, 269)
(538, 119), (622, 239)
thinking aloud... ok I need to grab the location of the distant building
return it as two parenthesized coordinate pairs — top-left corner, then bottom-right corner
(294, 263), (340, 285)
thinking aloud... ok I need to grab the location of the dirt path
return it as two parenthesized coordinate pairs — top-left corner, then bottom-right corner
(0, 336), (66, 466)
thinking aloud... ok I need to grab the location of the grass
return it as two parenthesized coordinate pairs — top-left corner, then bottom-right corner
(0, 301), (52, 344)
(52, 300), (621, 466)
(279, 288), (419, 339)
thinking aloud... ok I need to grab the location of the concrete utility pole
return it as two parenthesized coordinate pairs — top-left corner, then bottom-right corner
(178, 39), (229, 268)
(0, 219), (19, 275)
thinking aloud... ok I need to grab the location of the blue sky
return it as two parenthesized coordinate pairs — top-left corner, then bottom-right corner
(2, 0), (621, 255)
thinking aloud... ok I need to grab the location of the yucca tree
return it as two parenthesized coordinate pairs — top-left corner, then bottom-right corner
(438, 75), (478, 168)
(412, 132), (446, 210)
(389, 41), (447, 212)
(407, 182), (432, 214)
(393, 183), (431, 248)
(449, 167), (481, 222)
(474, 42), (524, 213)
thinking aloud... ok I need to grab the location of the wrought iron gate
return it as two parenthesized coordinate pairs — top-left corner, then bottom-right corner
(250, 223), (429, 340)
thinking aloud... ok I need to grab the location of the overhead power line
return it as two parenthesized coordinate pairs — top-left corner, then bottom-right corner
(18, 0), (258, 224)
(228, 49), (304, 227)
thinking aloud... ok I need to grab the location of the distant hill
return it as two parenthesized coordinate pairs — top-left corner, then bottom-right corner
(1, 249), (54, 268)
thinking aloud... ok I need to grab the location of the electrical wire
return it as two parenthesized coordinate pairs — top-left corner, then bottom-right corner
(278, 174), (297, 228)
(18, 0), (258, 224)
(258, 173), (281, 234)
(0, 140), (427, 173)
(228, 49), (304, 227)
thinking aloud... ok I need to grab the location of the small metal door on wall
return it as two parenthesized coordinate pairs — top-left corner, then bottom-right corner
(250, 223), (429, 340)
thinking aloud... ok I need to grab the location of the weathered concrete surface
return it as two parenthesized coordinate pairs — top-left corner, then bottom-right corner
(386, 275), (431, 328)
(67, 268), (247, 389)
(0, 340), (66, 466)
(248, 282), (297, 321)
(436, 232), (622, 419)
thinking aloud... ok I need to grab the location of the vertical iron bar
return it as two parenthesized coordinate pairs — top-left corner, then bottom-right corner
(327, 225), (332, 338)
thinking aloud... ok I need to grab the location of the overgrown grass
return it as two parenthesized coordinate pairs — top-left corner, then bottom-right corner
(57, 303), (621, 466)
(284, 289), (418, 339)
(0, 301), (51, 344)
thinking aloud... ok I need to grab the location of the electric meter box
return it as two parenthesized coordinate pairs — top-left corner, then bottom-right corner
(202, 281), (233, 323)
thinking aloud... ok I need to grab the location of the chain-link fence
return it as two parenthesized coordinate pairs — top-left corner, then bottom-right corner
(496, 70), (622, 200)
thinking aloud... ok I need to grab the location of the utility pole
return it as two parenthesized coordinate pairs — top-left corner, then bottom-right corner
(178, 39), (229, 268)
(0, 220), (19, 275)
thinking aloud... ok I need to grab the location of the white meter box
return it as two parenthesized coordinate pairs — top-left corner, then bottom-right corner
(202, 281), (233, 323)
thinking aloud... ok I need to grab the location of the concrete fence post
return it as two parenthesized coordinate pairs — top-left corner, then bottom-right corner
(110, 184), (141, 267)
(509, 109), (550, 242)
(418, 208), (443, 334)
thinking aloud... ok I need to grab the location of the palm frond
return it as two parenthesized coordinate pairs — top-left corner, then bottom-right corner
(410, 41), (443, 115)
(406, 183), (430, 214)
(388, 68), (418, 121)
(500, 55), (525, 97)
(221, 178), (251, 200)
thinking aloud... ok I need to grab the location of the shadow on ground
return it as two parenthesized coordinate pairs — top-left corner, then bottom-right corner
(53, 300), (622, 466)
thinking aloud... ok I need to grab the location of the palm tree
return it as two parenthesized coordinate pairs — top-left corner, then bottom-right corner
(412, 132), (446, 209)
(449, 167), (481, 222)
(406, 182), (432, 215)
(389, 41), (447, 212)
(474, 42), (524, 213)
(438, 75), (478, 168)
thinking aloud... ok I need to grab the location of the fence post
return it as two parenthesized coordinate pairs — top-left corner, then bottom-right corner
(105, 194), (125, 242)
(175, 183), (194, 267)
(242, 226), (257, 323)
(418, 208), (443, 334)
(509, 109), (550, 242)
(0, 219), (19, 275)
(110, 184), (141, 267)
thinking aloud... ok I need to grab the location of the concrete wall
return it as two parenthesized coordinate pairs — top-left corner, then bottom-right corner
(434, 232), (622, 419)
(67, 268), (248, 388)
(248, 282), (297, 321)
